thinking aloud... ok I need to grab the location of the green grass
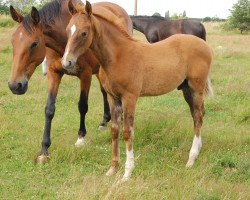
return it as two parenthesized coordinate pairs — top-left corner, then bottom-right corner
(0, 20), (249, 199)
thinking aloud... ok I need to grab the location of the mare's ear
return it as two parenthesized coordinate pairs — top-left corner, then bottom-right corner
(68, 0), (77, 15)
(85, 1), (92, 17)
(10, 5), (24, 23)
(31, 7), (40, 25)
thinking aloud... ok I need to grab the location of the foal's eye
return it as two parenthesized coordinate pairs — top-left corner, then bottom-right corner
(82, 31), (88, 38)
(30, 41), (39, 50)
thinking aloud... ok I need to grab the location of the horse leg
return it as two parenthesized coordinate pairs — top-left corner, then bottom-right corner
(106, 96), (122, 176)
(37, 71), (62, 164)
(121, 95), (137, 181)
(75, 70), (92, 147)
(182, 86), (194, 117)
(98, 82), (111, 130)
(186, 79), (205, 167)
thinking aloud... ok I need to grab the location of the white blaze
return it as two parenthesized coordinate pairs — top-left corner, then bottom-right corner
(71, 24), (76, 36)
(42, 57), (48, 76)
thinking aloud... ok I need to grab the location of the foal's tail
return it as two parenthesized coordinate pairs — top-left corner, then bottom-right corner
(204, 76), (214, 97)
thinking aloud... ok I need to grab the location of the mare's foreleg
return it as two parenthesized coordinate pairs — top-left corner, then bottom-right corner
(37, 71), (62, 164)
(106, 96), (122, 176)
(98, 83), (111, 130)
(75, 70), (92, 147)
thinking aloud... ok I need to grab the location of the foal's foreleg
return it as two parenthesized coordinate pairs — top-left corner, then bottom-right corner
(75, 71), (92, 147)
(121, 96), (137, 181)
(37, 71), (62, 164)
(186, 91), (204, 167)
(106, 96), (122, 176)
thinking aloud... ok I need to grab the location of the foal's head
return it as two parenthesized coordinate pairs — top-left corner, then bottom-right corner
(8, 6), (46, 95)
(62, 1), (94, 70)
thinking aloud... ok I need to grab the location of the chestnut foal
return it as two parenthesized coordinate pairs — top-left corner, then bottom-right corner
(62, 1), (213, 181)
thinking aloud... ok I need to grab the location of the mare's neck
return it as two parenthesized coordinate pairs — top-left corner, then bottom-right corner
(130, 17), (149, 34)
(42, 4), (71, 57)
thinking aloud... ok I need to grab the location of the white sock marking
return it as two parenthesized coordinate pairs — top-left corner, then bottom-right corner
(75, 137), (85, 147)
(186, 135), (202, 167)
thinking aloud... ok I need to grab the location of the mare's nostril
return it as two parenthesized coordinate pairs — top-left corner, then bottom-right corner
(17, 82), (22, 90)
(68, 61), (72, 67)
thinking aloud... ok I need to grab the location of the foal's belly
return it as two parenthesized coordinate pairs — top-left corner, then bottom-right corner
(140, 64), (186, 96)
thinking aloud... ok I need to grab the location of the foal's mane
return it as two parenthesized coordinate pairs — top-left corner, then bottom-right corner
(76, 5), (136, 42)
(22, 0), (64, 33)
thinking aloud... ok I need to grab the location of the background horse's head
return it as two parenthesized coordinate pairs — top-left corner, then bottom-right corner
(62, 1), (93, 70)
(8, 6), (46, 95)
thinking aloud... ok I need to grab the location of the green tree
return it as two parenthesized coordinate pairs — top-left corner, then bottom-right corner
(4, 0), (38, 14)
(228, 0), (250, 33)
(153, 12), (161, 17)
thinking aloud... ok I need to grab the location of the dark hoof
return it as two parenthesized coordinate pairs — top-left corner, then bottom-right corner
(36, 154), (50, 164)
(99, 122), (107, 131)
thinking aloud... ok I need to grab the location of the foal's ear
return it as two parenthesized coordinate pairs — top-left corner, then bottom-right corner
(68, 0), (77, 15)
(10, 5), (24, 23)
(31, 7), (40, 25)
(85, 1), (92, 17)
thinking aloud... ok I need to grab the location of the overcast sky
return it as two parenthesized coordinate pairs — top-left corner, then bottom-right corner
(88, 0), (238, 19)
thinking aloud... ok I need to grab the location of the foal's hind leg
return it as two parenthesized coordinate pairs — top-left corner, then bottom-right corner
(186, 79), (205, 167)
(75, 70), (92, 147)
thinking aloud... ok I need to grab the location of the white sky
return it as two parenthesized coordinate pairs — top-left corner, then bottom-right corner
(88, 0), (238, 18)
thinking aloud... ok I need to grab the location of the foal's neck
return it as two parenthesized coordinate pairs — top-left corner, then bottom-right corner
(91, 16), (135, 68)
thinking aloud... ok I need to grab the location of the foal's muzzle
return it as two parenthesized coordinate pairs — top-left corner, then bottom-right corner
(61, 58), (76, 70)
(8, 80), (28, 95)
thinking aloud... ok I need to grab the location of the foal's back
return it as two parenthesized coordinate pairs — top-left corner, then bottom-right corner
(137, 34), (212, 96)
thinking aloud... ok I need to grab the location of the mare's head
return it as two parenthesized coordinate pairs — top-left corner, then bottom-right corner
(8, 6), (46, 95)
(62, 1), (93, 70)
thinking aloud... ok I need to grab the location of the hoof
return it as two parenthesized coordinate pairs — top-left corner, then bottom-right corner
(121, 176), (130, 182)
(186, 154), (197, 168)
(106, 166), (118, 176)
(75, 137), (85, 148)
(98, 125), (107, 131)
(36, 154), (50, 164)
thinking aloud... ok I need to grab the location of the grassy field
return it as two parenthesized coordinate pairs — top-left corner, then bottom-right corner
(0, 18), (249, 199)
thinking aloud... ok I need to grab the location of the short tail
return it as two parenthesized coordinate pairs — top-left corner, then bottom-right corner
(204, 76), (214, 97)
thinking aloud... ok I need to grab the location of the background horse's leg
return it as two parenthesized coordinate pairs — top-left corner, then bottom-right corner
(121, 95), (137, 181)
(98, 83), (111, 130)
(37, 70), (62, 164)
(106, 96), (122, 176)
(75, 70), (92, 147)
(186, 79), (205, 167)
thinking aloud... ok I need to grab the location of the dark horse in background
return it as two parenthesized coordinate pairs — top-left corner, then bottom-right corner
(130, 15), (206, 43)
(8, 0), (133, 163)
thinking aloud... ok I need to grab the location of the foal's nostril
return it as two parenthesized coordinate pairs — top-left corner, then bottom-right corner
(68, 61), (72, 67)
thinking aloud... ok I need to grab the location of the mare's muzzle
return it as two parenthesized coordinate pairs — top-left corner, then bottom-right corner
(8, 80), (28, 95)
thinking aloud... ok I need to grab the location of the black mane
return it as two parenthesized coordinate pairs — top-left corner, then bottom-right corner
(22, 0), (63, 33)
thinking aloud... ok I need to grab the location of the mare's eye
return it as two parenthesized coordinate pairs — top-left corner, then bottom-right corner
(82, 31), (88, 38)
(30, 41), (39, 50)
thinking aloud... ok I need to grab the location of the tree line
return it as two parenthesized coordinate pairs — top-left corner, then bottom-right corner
(0, 0), (249, 33)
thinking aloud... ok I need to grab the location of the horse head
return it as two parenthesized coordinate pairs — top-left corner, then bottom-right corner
(8, 6), (46, 95)
(62, 0), (94, 70)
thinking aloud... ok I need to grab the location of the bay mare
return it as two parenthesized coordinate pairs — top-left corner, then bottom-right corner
(8, 0), (133, 163)
(62, 1), (213, 181)
(130, 15), (206, 43)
